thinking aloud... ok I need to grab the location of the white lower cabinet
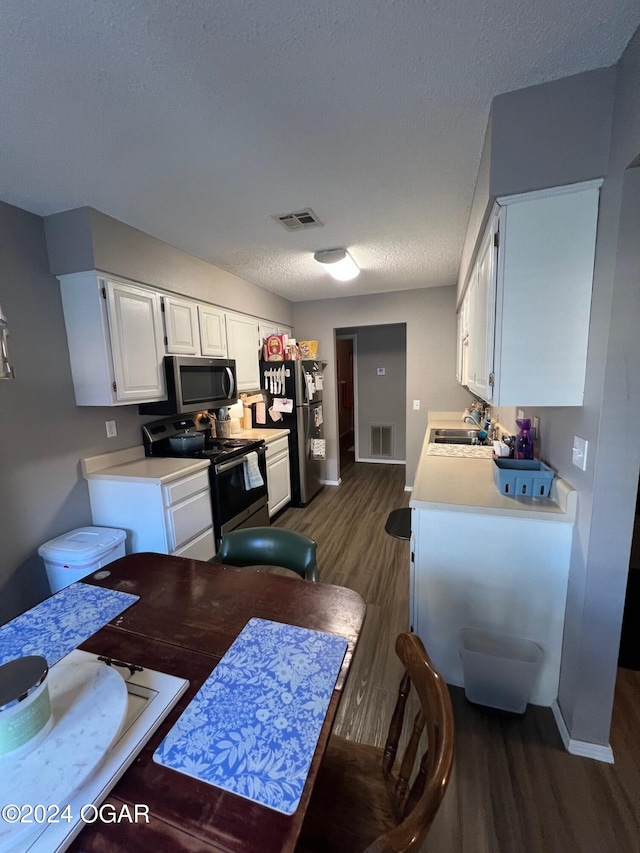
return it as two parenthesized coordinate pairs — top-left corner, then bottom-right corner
(87, 468), (215, 559)
(411, 506), (573, 706)
(266, 435), (291, 516)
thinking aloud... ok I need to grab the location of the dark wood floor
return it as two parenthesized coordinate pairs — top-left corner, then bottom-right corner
(274, 460), (640, 853)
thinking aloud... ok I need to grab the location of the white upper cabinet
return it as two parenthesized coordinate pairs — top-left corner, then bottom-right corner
(163, 297), (227, 358)
(59, 272), (166, 406)
(458, 180), (601, 406)
(163, 295), (199, 355)
(259, 320), (279, 343)
(198, 304), (227, 357)
(226, 311), (261, 392)
(466, 213), (497, 402)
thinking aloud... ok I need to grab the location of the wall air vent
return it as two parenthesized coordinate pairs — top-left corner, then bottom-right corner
(370, 424), (394, 458)
(272, 209), (324, 231)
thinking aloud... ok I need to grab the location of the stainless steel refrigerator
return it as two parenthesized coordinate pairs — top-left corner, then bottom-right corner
(259, 359), (326, 506)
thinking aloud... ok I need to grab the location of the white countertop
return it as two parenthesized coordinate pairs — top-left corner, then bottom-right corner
(82, 446), (210, 485)
(81, 430), (289, 485)
(410, 413), (576, 522)
(233, 428), (290, 442)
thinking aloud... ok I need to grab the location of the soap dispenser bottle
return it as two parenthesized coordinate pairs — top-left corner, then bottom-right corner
(514, 418), (534, 460)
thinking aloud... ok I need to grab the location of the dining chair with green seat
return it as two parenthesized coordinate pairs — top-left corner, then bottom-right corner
(211, 526), (320, 581)
(296, 632), (454, 853)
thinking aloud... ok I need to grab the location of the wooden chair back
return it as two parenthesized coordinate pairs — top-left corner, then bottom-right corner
(369, 632), (455, 852)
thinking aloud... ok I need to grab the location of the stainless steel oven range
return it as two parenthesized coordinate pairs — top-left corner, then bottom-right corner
(142, 415), (269, 547)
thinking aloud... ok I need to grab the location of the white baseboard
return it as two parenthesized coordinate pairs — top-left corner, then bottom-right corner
(323, 479), (342, 486)
(551, 700), (614, 764)
(404, 485), (412, 492)
(355, 457), (407, 465)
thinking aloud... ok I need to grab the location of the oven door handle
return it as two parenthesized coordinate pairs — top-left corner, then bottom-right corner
(215, 447), (265, 475)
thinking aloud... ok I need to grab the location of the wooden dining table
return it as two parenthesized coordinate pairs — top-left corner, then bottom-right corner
(68, 552), (366, 853)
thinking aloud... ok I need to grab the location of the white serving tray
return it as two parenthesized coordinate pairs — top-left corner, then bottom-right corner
(9, 650), (188, 853)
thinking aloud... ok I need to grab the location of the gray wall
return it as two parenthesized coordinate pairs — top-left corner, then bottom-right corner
(338, 324), (407, 462)
(293, 287), (471, 486)
(45, 207), (293, 325)
(0, 203), (293, 624)
(457, 30), (640, 749)
(457, 66), (616, 301)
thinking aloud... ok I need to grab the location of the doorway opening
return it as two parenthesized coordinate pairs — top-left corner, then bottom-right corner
(336, 334), (356, 473)
(335, 324), (407, 481)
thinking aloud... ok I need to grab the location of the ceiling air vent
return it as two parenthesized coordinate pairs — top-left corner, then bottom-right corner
(272, 209), (324, 231)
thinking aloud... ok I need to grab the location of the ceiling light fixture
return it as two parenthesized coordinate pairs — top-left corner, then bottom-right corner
(313, 249), (360, 282)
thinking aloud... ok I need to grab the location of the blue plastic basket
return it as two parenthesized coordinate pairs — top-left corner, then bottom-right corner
(493, 458), (555, 497)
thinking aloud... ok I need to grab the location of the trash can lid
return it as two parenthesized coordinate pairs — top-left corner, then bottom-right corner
(38, 527), (126, 562)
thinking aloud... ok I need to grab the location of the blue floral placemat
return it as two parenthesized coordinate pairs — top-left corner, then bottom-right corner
(0, 582), (139, 667)
(153, 617), (348, 815)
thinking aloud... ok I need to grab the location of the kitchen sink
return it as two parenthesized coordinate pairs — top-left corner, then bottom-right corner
(430, 428), (487, 446)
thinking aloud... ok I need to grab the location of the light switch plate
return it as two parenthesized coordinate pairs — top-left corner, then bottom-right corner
(572, 435), (588, 470)
(377, 367), (385, 375)
(413, 400), (420, 411)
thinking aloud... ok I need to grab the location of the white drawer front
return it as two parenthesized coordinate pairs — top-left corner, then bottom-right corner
(173, 527), (216, 561)
(166, 490), (213, 550)
(164, 470), (210, 507)
(266, 435), (289, 458)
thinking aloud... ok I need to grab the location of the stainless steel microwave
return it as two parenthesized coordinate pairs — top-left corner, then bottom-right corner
(139, 356), (237, 415)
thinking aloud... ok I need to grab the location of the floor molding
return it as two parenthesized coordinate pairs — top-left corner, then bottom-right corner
(355, 457), (407, 465)
(323, 479), (342, 486)
(552, 700), (615, 764)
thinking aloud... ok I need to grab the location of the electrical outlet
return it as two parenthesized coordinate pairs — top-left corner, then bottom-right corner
(105, 420), (117, 438)
(532, 416), (539, 439)
(572, 435), (588, 470)
(517, 409), (524, 420)
(413, 400), (420, 411)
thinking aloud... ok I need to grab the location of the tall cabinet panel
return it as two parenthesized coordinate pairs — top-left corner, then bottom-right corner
(105, 280), (166, 403)
(226, 311), (260, 392)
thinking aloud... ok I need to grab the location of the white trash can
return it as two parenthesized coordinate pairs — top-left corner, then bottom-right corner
(460, 628), (542, 714)
(38, 527), (127, 593)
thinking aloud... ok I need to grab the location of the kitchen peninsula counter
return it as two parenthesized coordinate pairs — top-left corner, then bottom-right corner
(409, 412), (576, 710)
(410, 413), (576, 522)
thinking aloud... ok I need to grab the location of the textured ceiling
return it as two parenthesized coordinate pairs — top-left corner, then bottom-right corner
(1, 1), (638, 302)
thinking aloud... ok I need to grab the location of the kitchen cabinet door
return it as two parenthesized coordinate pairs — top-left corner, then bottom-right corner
(226, 311), (260, 392)
(59, 272), (166, 406)
(458, 180), (600, 406)
(266, 435), (291, 516)
(259, 320), (279, 344)
(199, 304), (227, 357)
(456, 291), (469, 386)
(163, 295), (199, 355)
(493, 182), (600, 406)
(466, 215), (497, 402)
(105, 279), (167, 403)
